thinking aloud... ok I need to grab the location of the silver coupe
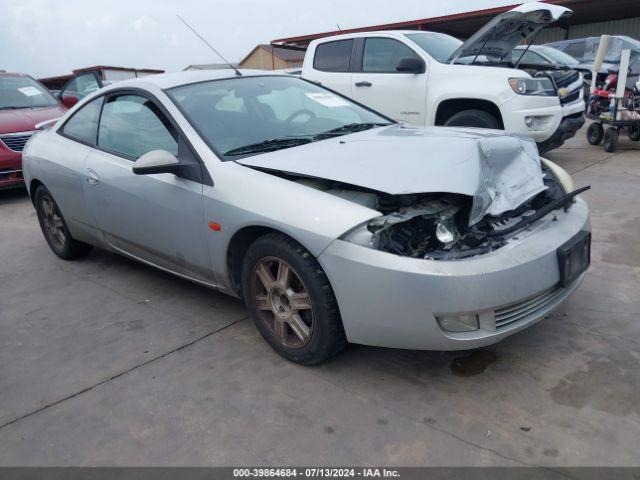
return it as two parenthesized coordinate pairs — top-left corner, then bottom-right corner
(23, 70), (591, 364)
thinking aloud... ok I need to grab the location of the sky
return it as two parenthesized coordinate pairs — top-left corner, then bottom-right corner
(1, 0), (540, 78)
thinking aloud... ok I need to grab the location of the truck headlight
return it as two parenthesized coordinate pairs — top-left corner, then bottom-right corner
(509, 77), (556, 96)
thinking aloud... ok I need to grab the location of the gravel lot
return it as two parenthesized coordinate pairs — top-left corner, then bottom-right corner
(1, 125), (639, 466)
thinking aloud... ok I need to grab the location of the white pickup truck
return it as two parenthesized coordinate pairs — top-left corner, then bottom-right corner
(301, 2), (585, 153)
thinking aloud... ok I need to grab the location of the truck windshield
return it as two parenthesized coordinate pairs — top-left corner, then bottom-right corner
(405, 32), (462, 63)
(167, 75), (392, 158)
(0, 76), (58, 110)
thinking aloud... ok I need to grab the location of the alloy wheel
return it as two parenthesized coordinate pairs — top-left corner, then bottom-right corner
(251, 256), (314, 349)
(41, 195), (66, 249)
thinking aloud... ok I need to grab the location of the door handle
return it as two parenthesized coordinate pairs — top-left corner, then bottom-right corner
(355, 81), (373, 87)
(86, 169), (101, 185)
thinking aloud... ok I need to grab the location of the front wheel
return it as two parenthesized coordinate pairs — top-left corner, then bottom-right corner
(444, 109), (501, 129)
(241, 233), (346, 365)
(628, 126), (640, 142)
(34, 186), (93, 260)
(587, 122), (604, 145)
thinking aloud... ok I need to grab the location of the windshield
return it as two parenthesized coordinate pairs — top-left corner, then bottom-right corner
(536, 46), (580, 65)
(405, 32), (462, 63)
(0, 76), (58, 109)
(168, 76), (392, 158)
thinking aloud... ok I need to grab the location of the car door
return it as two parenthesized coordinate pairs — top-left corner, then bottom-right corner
(351, 37), (428, 125)
(83, 91), (215, 284)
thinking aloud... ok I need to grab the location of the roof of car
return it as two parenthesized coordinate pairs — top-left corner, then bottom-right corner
(106, 69), (283, 91)
(0, 72), (29, 77)
(309, 30), (448, 44)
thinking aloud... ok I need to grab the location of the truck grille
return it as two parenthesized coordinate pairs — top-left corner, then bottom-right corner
(0, 132), (33, 152)
(554, 70), (582, 105)
(555, 71), (580, 89)
(561, 89), (581, 105)
(495, 285), (564, 328)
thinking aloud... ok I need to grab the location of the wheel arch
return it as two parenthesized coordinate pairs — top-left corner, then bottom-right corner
(435, 98), (504, 129)
(29, 178), (45, 206)
(226, 225), (320, 297)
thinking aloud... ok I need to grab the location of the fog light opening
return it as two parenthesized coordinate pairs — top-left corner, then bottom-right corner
(437, 314), (480, 333)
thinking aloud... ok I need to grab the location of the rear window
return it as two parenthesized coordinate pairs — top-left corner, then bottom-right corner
(313, 40), (354, 72)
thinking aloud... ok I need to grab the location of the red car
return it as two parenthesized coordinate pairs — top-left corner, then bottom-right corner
(0, 72), (66, 190)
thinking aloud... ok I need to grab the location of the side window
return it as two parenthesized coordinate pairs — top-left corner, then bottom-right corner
(314, 40), (354, 72)
(62, 72), (100, 100)
(61, 96), (104, 145)
(98, 94), (178, 159)
(362, 38), (421, 73)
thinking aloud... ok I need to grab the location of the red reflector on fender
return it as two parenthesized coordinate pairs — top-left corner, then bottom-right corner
(208, 221), (222, 232)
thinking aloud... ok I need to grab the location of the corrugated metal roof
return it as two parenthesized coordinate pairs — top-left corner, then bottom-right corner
(272, 0), (640, 46)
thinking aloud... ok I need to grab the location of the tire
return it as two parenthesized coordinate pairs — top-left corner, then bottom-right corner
(603, 128), (619, 153)
(587, 122), (604, 145)
(241, 233), (346, 365)
(444, 109), (501, 129)
(34, 186), (93, 260)
(628, 126), (640, 142)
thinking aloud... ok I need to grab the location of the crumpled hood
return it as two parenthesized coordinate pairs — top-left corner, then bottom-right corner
(0, 106), (65, 134)
(237, 125), (547, 225)
(449, 2), (573, 63)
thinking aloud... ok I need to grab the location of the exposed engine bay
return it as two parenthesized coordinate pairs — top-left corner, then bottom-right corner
(278, 163), (578, 261)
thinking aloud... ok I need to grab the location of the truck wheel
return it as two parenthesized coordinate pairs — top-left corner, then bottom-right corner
(34, 185), (93, 260)
(444, 110), (501, 129)
(603, 128), (618, 153)
(628, 126), (640, 142)
(241, 233), (347, 365)
(587, 123), (604, 145)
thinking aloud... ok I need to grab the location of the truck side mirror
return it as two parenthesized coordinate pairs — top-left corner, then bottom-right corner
(396, 57), (426, 74)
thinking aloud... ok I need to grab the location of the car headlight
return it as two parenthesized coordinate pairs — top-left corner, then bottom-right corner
(509, 77), (556, 96)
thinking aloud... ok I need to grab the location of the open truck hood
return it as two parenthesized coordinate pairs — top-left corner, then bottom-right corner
(449, 2), (573, 63)
(237, 125), (547, 225)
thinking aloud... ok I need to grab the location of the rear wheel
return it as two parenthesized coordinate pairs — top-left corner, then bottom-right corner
(587, 122), (604, 145)
(444, 109), (501, 129)
(34, 186), (93, 260)
(603, 128), (619, 153)
(241, 233), (346, 365)
(628, 125), (640, 142)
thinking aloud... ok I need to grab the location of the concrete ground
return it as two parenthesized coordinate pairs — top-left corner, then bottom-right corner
(0, 125), (639, 467)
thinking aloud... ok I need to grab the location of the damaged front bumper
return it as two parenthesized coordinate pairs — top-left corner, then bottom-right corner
(318, 197), (590, 351)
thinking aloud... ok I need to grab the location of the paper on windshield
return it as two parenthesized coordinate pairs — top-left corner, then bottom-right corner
(18, 86), (43, 97)
(305, 93), (350, 108)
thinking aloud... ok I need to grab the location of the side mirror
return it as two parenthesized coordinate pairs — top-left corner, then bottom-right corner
(396, 57), (426, 74)
(132, 150), (180, 176)
(60, 93), (79, 109)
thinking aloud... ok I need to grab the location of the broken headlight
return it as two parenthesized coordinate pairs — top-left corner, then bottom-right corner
(341, 199), (463, 257)
(509, 77), (556, 96)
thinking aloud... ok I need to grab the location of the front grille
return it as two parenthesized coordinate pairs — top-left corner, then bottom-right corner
(495, 284), (564, 328)
(0, 132), (33, 152)
(561, 89), (580, 105)
(554, 70), (579, 88)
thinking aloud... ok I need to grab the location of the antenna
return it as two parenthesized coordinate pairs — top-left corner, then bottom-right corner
(177, 15), (242, 76)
